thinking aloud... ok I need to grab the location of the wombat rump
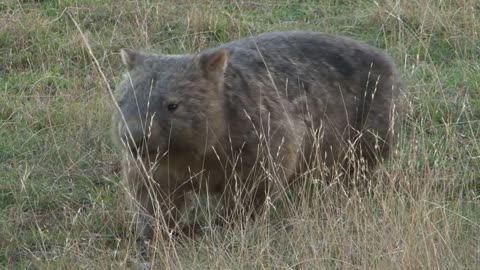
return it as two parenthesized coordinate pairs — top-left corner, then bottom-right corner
(112, 31), (401, 238)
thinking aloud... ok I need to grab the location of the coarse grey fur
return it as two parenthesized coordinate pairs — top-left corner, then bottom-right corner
(112, 31), (401, 238)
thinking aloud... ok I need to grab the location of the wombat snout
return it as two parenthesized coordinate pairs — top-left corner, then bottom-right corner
(121, 121), (147, 156)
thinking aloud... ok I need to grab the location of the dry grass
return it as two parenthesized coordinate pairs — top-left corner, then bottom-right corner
(0, 0), (479, 269)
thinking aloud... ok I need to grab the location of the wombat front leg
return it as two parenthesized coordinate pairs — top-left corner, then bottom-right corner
(126, 182), (156, 240)
(124, 166), (188, 240)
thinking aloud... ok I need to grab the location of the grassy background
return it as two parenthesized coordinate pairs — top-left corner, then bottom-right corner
(1, 0), (479, 268)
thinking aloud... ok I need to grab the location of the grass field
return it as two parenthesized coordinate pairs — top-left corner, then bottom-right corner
(1, 0), (479, 268)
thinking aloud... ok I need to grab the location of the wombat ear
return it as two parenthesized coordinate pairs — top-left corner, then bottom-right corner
(120, 49), (146, 70)
(199, 48), (228, 79)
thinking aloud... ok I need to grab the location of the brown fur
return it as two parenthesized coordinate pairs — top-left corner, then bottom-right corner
(112, 31), (401, 238)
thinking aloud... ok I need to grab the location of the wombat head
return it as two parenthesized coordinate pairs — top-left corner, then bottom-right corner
(112, 48), (228, 161)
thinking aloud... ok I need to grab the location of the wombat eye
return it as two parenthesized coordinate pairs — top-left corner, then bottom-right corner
(167, 103), (178, 112)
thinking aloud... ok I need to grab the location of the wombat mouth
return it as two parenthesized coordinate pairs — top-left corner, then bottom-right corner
(128, 140), (164, 160)
(126, 138), (148, 158)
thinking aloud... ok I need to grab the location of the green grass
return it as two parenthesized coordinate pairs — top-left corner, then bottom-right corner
(1, 0), (479, 268)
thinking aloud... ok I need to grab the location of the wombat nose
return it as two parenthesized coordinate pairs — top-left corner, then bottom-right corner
(123, 123), (146, 154)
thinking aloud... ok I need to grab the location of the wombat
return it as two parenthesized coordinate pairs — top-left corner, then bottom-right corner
(111, 31), (401, 238)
